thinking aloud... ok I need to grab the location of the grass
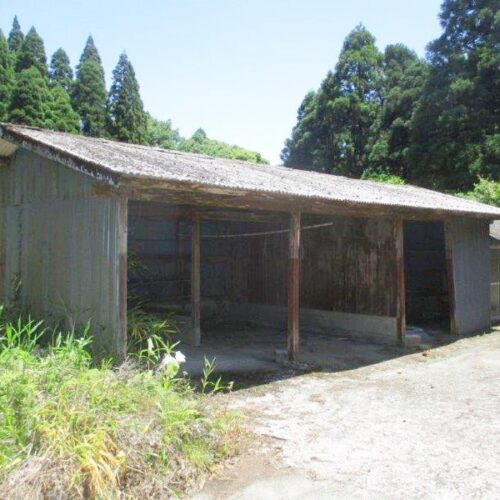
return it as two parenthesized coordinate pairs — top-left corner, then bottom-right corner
(0, 306), (240, 498)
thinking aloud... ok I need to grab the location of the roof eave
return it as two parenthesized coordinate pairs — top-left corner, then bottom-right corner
(0, 124), (122, 186)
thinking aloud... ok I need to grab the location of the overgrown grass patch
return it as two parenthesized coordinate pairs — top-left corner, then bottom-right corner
(0, 307), (240, 498)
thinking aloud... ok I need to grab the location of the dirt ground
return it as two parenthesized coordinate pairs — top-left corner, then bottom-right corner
(192, 329), (500, 499)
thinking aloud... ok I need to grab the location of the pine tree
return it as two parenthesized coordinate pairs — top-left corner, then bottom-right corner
(46, 84), (80, 132)
(72, 36), (107, 136)
(7, 16), (24, 53)
(16, 27), (47, 75)
(0, 30), (15, 121)
(49, 48), (73, 94)
(106, 53), (147, 143)
(8, 66), (52, 126)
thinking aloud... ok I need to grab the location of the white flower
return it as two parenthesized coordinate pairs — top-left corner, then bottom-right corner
(147, 337), (154, 354)
(175, 351), (186, 364)
(158, 353), (177, 370)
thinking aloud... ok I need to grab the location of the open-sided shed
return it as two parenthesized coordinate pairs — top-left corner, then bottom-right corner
(1, 123), (499, 361)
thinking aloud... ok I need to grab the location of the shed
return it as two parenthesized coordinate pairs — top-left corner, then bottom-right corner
(1, 123), (499, 361)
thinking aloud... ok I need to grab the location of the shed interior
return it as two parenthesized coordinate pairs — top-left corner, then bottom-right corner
(128, 200), (406, 356)
(404, 221), (450, 330)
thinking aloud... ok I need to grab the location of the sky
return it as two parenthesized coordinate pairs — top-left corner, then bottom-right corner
(0, 0), (444, 164)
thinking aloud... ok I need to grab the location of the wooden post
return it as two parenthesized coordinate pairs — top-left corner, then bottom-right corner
(191, 213), (201, 346)
(444, 220), (457, 335)
(288, 210), (301, 361)
(395, 219), (406, 344)
(117, 196), (128, 361)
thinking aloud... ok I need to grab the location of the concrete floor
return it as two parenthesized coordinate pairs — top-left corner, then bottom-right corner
(193, 328), (500, 499)
(178, 323), (448, 387)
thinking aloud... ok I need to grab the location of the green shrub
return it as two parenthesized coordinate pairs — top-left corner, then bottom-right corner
(0, 306), (239, 498)
(459, 177), (500, 207)
(361, 170), (406, 185)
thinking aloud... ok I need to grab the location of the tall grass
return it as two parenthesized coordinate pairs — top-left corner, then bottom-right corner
(0, 306), (239, 498)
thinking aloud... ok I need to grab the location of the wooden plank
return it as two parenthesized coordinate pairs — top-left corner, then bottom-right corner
(444, 221), (458, 335)
(287, 210), (301, 361)
(395, 219), (406, 344)
(191, 214), (201, 346)
(117, 196), (128, 361)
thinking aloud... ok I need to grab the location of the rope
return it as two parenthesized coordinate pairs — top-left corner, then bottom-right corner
(199, 221), (336, 240)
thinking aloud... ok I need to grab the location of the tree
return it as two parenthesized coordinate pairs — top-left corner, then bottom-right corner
(15, 27), (47, 75)
(8, 66), (52, 126)
(366, 44), (428, 179)
(145, 114), (181, 149)
(0, 30), (15, 121)
(178, 128), (268, 163)
(409, 0), (500, 190)
(106, 53), (147, 143)
(49, 48), (73, 94)
(7, 16), (24, 53)
(283, 25), (384, 177)
(72, 36), (107, 136)
(281, 91), (320, 169)
(46, 85), (80, 133)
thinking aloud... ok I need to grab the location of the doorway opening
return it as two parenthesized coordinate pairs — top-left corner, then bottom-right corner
(404, 221), (450, 333)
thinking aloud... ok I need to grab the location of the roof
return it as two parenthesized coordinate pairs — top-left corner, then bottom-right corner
(2, 123), (500, 219)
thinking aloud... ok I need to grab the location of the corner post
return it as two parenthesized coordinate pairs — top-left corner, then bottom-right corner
(444, 220), (457, 335)
(288, 210), (301, 361)
(117, 196), (128, 361)
(191, 213), (201, 346)
(395, 219), (406, 344)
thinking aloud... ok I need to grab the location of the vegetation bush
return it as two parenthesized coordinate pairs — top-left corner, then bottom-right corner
(0, 306), (239, 498)
(459, 178), (500, 207)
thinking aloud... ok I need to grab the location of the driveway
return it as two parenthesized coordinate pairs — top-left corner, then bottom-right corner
(194, 330), (500, 499)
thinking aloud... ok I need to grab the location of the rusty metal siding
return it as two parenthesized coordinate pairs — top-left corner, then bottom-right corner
(0, 148), (97, 207)
(450, 218), (490, 334)
(2, 147), (124, 359)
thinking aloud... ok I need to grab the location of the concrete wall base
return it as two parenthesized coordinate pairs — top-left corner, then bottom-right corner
(226, 302), (399, 345)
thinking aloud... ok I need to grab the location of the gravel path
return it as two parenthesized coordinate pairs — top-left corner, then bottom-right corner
(195, 330), (500, 499)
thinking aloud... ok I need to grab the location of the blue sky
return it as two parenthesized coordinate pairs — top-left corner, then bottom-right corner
(1, 1), (444, 163)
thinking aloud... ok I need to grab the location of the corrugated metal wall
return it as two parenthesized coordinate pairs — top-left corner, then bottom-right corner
(1, 149), (124, 359)
(449, 218), (491, 334)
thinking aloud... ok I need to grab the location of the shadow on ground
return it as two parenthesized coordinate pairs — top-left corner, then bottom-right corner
(176, 322), (462, 390)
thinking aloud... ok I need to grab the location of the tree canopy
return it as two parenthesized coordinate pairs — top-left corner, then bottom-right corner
(0, 30), (14, 122)
(7, 16), (23, 53)
(15, 27), (47, 75)
(282, 0), (500, 198)
(49, 48), (73, 94)
(106, 53), (147, 143)
(72, 36), (107, 136)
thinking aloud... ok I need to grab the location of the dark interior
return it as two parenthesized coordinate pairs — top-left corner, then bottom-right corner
(404, 221), (450, 329)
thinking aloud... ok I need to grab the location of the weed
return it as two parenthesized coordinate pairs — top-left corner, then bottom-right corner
(0, 308), (239, 498)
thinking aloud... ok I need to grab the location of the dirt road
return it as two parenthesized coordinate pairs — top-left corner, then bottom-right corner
(194, 330), (500, 499)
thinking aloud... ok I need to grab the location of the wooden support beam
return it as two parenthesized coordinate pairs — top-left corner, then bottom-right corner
(444, 221), (457, 335)
(190, 213), (201, 346)
(287, 210), (301, 361)
(117, 196), (128, 361)
(394, 219), (406, 344)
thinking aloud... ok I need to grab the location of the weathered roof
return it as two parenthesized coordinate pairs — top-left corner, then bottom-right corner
(2, 123), (500, 219)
